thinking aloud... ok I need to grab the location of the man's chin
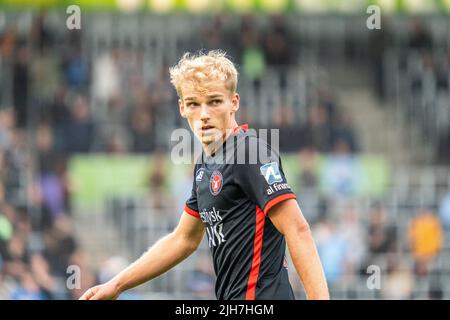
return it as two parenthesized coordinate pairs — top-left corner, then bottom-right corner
(200, 135), (223, 146)
(201, 137), (216, 145)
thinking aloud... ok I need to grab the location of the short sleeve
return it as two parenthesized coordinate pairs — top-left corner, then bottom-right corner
(184, 166), (200, 218)
(234, 136), (296, 216)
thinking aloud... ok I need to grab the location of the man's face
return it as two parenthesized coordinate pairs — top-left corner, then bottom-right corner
(179, 85), (239, 147)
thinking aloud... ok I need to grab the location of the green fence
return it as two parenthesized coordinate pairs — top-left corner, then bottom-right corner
(69, 153), (391, 207)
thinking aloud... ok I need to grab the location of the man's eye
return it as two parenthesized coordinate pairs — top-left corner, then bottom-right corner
(187, 102), (199, 107)
(211, 100), (222, 105)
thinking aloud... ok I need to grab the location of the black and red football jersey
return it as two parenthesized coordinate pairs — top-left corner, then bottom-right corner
(185, 124), (297, 300)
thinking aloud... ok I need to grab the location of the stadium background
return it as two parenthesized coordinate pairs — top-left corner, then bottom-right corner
(0, 0), (449, 299)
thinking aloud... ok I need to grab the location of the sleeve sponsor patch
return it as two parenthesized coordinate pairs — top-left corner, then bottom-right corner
(260, 162), (283, 185)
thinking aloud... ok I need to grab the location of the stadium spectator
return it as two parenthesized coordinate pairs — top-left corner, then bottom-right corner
(45, 86), (71, 136)
(408, 17), (433, 53)
(263, 15), (294, 67)
(37, 126), (67, 219)
(369, 16), (393, 100)
(30, 254), (64, 299)
(408, 209), (444, 277)
(62, 96), (95, 154)
(301, 104), (333, 153)
(361, 203), (398, 278)
(42, 216), (78, 279)
(437, 128), (450, 164)
(297, 147), (319, 191)
(368, 203), (397, 255)
(147, 150), (171, 212)
(12, 45), (30, 129)
(1, 232), (29, 280)
(322, 149), (359, 199)
(331, 115), (359, 153)
(238, 18), (266, 87)
(148, 67), (178, 148)
(0, 24), (17, 59)
(62, 45), (88, 93)
(382, 259), (415, 300)
(272, 104), (303, 152)
(312, 217), (347, 287)
(129, 107), (156, 153)
(30, 13), (54, 51)
(338, 205), (366, 274)
(91, 48), (121, 119)
(0, 108), (14, 151)
(10, 272), (46, 300)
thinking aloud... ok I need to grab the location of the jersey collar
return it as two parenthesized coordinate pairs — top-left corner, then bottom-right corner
(233, 123), (249, 134)
(202, 124), (249, 162)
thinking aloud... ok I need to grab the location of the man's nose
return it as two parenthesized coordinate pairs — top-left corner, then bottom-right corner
(200, 104), (210, 121)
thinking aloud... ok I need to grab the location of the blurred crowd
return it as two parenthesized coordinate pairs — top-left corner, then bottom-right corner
(370, 16), (450, 163)
(1, 13), (361, 155)
(0, 105), (95, 299)
(0, 12), (449, 300)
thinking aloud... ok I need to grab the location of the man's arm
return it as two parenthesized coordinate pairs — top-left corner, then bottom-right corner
(79, 212), (205, 300)
(268, 199), (329, 300)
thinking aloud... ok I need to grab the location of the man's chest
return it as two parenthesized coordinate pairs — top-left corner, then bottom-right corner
(194, 164), (245, 222)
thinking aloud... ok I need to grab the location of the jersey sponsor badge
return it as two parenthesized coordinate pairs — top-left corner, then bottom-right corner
(260, 162), (283, 185)
(195, 168), (205, 182)
(210, 170), (223, 196)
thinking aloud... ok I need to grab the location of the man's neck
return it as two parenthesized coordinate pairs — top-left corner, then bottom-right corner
(203, 121), (239, 157)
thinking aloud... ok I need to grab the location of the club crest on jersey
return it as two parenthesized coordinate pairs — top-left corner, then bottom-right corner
(209, 171), (223, 196)
(195, 169), (205, 182)
(260, 162), (283, 185)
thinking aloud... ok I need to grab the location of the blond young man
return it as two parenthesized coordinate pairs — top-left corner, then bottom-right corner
(80, 50), (329, 300)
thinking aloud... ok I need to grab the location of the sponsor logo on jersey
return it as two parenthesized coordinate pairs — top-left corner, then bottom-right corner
(195, 168), (205, 182)
(200, 207), (226, 247)
(210, 170), (223, 196)
(266, 182), (291, 195)
(260, 162), (283, 185)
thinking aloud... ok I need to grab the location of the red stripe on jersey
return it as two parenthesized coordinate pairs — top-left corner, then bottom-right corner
(263, 193), (297, 216)
(233, 123), (249, 134)
(245, 206), (265, 300)
(184, 206), (200, 218)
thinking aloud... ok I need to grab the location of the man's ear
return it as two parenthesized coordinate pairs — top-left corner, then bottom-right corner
(178, 99), (186, 118)
(231, 93), (240, 113)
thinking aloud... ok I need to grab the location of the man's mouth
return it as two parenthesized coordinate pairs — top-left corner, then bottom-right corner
(201, 125), (215, 132)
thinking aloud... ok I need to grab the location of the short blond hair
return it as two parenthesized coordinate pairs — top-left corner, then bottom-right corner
(169, 50), (238, 98)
